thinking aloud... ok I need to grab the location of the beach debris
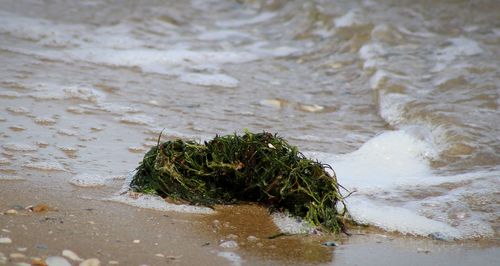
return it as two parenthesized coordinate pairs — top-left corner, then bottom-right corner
(165, 255), (182, 261)
(45, 256), (71, 266)
(131, 131), (349, 233)
(299, 104), (325, 113)
(259, 99), (286, 108)
(133, 239), (140, 244)
(62, 249), (84, 261)
(16, 247), (27, 252)
(29, 204), (52, 213)
(108, 261), (119, 265)
(0, 237), (12, 244)
(79, 258), (101, 266)
(5, 209), (18, 215)
(212, 220), (221, 230)
(31, 258), (48, 266)
(155, 253), (165, 258)
(322, 241), (338, 247)
(247, 236), (259, 241)
(267, 232), (292, 239)
(9, 253), (26, 259)
(219, 240), (238, 249)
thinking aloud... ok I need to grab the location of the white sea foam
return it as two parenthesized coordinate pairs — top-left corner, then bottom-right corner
(306, 130), (496, 239)
(119, 114), (155, 126)
(69, 173), (124, 187)
(0, 11), (259, 88)
(437, 37), (482, 59)
(0, 91), (22, 98)
(60, 48), (258, 75)
(217, 252), (242, 266)
(346, 197), (461, 238)
(378, 93), (411, 126)
(107, 193), (214, 214)
(108, 173), (214, 214)
(34, 117), (57, 125)
(369, 70), (388, 90)
(334, 10), (363, 28)
(0, 175), (25, 181)
(23, 161), (65, 171)
(215, 12), (276, 28)
(5, 106), (31, 115)
(271, 212), (315, 234)
(3, 143), (37, 152)
(69, 173), (106, 187)
(0, 11), (80, 45)
(179, 73), (239, 88)
(28, 84), (106, 103)
(433, 37), (482, 71)
(358, 43), (387, 69)
(94, 103), (141, 114)
(325, 130), (436, 191)
(197, 30), (252, 41)
(57, 128), (79, 136)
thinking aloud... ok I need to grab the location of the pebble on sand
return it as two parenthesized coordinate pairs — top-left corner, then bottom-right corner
(5, 209), (18, 215)
(219, 240), (238, 249)
(45, 256), (72, 266)
(322, 241), (338, 247)
(0, 237), (12, 244)
(31, 258), (47, 266)
(246, 236), (258, 241)
(30, 204), (52, 213)
(299, 104), (325, 112)
(9, 253), (26, 259)
(79, 258), (101, 266)
(62, 249), (83, 261)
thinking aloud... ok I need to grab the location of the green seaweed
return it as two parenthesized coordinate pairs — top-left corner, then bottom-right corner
(131, 131), (349, 233)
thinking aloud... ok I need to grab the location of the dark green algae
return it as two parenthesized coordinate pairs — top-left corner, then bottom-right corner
(131, 131), (349, 233)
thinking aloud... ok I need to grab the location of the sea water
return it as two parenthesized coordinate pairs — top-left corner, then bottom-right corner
(0, 0), (498, 240)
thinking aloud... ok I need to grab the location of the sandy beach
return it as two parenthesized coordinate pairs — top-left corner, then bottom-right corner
(1, 178), (498, 265)
(1, 0), (499, 265)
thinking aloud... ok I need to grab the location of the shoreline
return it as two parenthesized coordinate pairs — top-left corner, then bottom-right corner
(1, 179), (498, 266)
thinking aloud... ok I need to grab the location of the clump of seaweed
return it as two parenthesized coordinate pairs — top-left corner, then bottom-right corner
(131, 131), (349, 233)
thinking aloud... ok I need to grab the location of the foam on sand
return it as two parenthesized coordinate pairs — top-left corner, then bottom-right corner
(69, 173), (124, 188)
(107, 192), (214, 214)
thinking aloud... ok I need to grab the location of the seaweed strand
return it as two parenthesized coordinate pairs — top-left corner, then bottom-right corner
(131, 131), (349, 233)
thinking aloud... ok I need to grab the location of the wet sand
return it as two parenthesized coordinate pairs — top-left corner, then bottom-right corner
(1, 179), (498, 266)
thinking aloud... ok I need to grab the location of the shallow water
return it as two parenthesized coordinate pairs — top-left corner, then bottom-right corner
(0, 0), (498, 241)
